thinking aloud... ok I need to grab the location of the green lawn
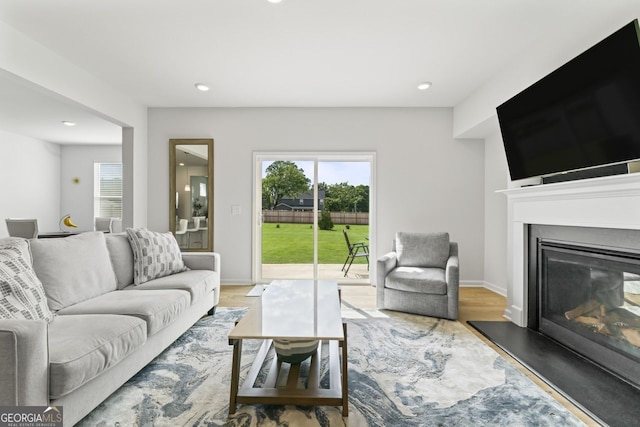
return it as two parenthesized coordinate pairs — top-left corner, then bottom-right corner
(262, 223), (369, 264)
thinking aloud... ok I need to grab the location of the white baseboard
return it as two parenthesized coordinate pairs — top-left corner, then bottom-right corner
(482, 281), (507, 297)
(222, 278), (509, 298)
(460, 280), (507, 297)
(221, 280), (255, 285)
(460, 280), (484, 287)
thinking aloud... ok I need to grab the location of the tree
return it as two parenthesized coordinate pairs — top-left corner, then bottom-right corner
(324, 182), (369, 212)
(262, 161), (311, 210)
(354, 184), (369, 212)
(318, 209), (334, 230)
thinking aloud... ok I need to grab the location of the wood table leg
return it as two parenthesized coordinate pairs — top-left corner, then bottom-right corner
(341, 322), (349, 417)
(229, 338), (242, 415)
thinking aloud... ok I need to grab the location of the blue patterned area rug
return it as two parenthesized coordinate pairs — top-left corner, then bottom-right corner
(78, 307), (584, 426)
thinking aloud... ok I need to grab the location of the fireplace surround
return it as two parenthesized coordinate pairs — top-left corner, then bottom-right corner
(499, 172), (640, 328)
(478, 174), (640, 425)
(500, 173), (640, 380)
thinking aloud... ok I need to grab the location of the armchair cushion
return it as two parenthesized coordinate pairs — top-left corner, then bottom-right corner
(385, 267), (447, 295)
(395, 232), (450, 268)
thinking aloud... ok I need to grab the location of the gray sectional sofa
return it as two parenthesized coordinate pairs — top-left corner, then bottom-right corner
(0, 231), (220, 426)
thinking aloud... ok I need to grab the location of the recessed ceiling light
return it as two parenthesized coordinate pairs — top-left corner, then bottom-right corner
(62, 121), (76, 126)
(267, 0), (283, 3)
(417, 82), (432, 90)
(195, 83), (210, 92)
(179, 162), (185, 166)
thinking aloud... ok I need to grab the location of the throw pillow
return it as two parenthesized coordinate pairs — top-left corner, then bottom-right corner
(30, 232), (118, 312)
(104, 233), (135, 289)
(0, 238), (54, 322)
(396, 232), (450, 268)
(126, 228), (187, 286)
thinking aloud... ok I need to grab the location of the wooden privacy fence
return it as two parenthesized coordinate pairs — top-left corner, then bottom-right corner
(263, 210), (369, 225)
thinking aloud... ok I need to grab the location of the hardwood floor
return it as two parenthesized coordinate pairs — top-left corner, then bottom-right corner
(219, 284), (598, 426)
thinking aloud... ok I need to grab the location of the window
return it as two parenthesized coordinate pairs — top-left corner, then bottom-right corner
(94, 163), (123, 218)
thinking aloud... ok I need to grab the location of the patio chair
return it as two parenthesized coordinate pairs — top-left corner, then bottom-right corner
(376, 232), (459, 319)
(342, 229), (369, 277)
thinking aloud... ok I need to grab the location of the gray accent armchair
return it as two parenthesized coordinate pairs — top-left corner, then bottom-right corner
(376, 232), (459, 320)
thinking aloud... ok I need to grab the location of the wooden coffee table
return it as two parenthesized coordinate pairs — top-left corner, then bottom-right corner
(228, 280), (348, 416)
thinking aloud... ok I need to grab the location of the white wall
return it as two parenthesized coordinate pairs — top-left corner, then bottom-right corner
(148, 107), (485, 284)
(451, 9), (640, 295)
(452, 10), (640, 138)
(0, 21), (147, 229)
(0, 130), (61, 236)
(483, 128), (509, 295)
(60, 145), (122, 232)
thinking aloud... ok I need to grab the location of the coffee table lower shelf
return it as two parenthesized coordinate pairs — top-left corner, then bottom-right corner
(229, 323), (348, 417)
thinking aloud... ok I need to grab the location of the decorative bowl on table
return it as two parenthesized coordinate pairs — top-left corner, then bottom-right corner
(273, 339), (319, 363)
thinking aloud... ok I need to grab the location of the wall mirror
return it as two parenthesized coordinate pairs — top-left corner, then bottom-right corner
(169, 139), (214, 251)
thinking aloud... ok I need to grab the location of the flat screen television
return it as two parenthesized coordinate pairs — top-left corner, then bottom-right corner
(497, 19), (640, 181)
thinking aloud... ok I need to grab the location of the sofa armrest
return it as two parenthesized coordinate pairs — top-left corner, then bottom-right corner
(0, 320), (49, 406)
(376, 251), (398, 286)
(446, 242), (459, 288)
(182, 252), (220, 273)
(445, 246), (460, 319)
(446, 254), (459, 288)
(376, 252), (397, 308)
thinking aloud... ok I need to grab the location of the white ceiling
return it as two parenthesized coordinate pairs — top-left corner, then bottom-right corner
(0, 0), (638, 143)
(0, 70), (123, 144)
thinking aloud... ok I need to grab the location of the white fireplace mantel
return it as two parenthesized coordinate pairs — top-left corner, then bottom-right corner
(498, 173), (640, 327)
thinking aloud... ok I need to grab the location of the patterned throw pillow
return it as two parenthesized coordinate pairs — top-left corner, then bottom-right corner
(0, 238), (54, 322)
(126, 228), (187, 286)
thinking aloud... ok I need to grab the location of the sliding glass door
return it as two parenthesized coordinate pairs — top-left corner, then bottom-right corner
(253, 153), (374, 283)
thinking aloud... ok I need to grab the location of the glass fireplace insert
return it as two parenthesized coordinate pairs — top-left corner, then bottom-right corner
(537, 238), (640, 388)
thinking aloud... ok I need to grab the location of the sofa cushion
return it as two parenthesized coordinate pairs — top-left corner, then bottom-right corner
(104, 233), (135, 289)
(123, 269), (216, 303)
(48, 314), (147, 399)
(0, 238), (54, 322)
(385, 266), (447, 295)
(30, 232), (117, 311)
(126, 228), (187, 286)
(395, 232), (450, 268)
(57, 289), (190, 335)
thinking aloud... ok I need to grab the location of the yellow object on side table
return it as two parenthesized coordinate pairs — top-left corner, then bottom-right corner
(59, 214), (79, 232)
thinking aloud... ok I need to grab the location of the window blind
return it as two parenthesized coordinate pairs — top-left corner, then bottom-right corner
(94, 163), (123, 219)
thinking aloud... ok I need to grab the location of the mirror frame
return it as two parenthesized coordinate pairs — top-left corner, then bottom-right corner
(169, 138), (214, 251)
